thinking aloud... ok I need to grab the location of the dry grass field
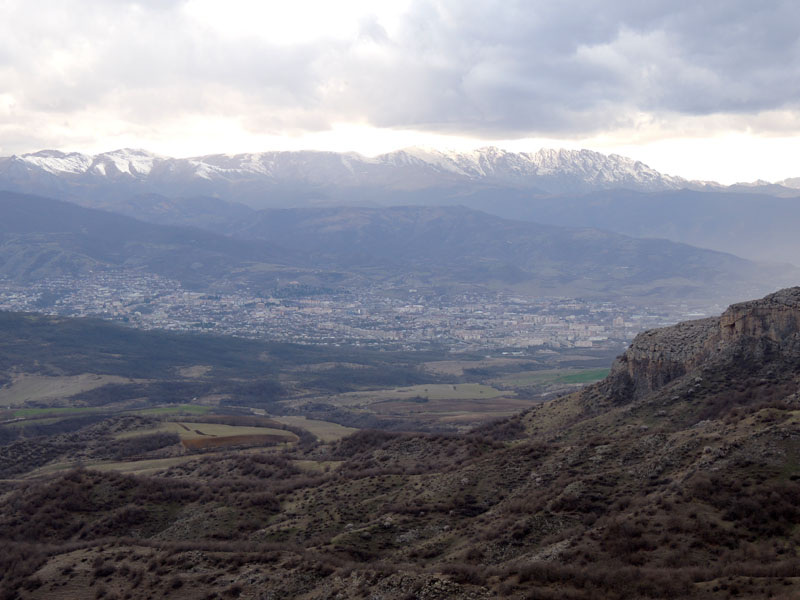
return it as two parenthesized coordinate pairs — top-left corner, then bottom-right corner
(181, 433), (291, 449)
(332, 383), (507, 407)
(27, 445), (295, 478)
(493, 367), (609, 387)
(116, 421), (298, 445)
(176, 365), (212, 378)
(369, 396), (535, 421)
(273, 415), (357, 442)
(0, 372), (139, 406)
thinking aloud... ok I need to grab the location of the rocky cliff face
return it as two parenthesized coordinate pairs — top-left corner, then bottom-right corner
(720, 287), (800, 344)
(606, 287), (800, 401)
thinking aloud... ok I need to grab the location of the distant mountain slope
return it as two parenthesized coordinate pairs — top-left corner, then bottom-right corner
(465, 188), (800, 265)
(87, 193), (258, 231)
(0, 191), (795, 301)
(0, 191), (298, 289)
(224, 205), (796, 301)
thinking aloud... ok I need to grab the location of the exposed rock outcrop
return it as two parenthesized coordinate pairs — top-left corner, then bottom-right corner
(604, 287), (800, 402)
(720, 286), (800, 344)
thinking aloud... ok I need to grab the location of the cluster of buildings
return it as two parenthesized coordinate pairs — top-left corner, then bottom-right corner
(0, 270), (719, 351)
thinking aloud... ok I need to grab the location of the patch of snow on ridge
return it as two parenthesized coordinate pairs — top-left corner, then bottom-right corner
(19, 150), (92, 174)
(391, 147), (467, 175)
(237, 153), (271, 175)
(188, 160), (222, 180)
(99, 149), (158, 176)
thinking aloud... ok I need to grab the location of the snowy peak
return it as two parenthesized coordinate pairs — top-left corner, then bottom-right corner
(376, 146), (688, 191)
(90, 148), (160, 176)
(527, 149), (682, 186)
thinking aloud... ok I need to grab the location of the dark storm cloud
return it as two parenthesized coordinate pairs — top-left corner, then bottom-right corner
(351, 0), (800, 135)
(0, 0), (798, 150)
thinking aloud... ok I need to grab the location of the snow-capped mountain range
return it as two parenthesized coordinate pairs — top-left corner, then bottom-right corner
(2, 146), (800, 278)
(4, 145), (798, 213)
(0, 146), (696, 203)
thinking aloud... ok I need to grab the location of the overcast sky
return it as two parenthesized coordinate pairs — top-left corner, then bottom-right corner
(1, 0), (798, 183)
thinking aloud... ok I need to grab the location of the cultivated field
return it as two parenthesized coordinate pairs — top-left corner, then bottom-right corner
(134, 405), (213, 416)
(4, 403), (212, 423)
(424, 357), (535, 376)
(9, 406), (102, 419)
(494, 367), (610, 388)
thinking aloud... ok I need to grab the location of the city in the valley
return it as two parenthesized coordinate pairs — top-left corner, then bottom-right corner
(0, 270), (720, 352)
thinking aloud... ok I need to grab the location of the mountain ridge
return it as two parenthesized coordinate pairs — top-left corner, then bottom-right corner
(10, 146), (797, 192)
(0, 146), (696, 200)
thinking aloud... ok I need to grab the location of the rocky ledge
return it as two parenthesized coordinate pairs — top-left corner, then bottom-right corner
(607, 287), (800, 400)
